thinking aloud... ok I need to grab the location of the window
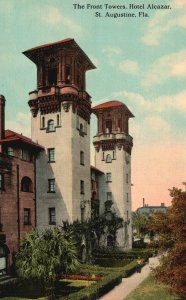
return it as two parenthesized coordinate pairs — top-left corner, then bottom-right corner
(21, 149), (31, 161)
(80, 180), (84, 194)
(81, 207), (85, 222)
(21, 177), (32, 192)
(80, 151), (84, 165)
(79, 123), (84, 137)
(106, 173), (112, 182)
(107, 192), (112, 201)
(57, 114), (60, 126)
(65, 65), (71, 84)
(113, 151), (115, 159)
(106, 120), (112, 133)
(7, 147), (14, 156)
(102, 152), (105, 161)
(47, 120), (55, 132)
(126, 193), (129, 202)
(49, 208), (56, 225)
(106, 154), (112, 163)
(126, 174), (129, 184)
(48, 179), (55, 193)
(24, 208), (31, 225)
(0, 174), (4, 190)
(48, 148), (55, 162)
(41, 116), (45, 128)
(48, 68), (57, 85)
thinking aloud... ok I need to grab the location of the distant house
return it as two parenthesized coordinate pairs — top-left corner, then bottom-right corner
(136, 203), (167, 215)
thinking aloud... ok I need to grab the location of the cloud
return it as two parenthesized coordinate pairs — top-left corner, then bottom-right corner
(6, 112), (31, 137)
(103, 47), (139, 75)
(40, 6), (82, 36)
(141, 49), (186, 87)
(141, 0), (186, 45)
(103, 47), (123, 58)
(118, 59), (139, 75)
(112, 89), (186, 114)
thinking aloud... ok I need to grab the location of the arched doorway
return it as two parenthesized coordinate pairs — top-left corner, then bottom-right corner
(0, 244), (9, 275)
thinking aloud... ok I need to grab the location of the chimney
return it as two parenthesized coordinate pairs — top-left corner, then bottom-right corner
(161, 203), (165, 207)
(0, 95), (6, 152)
(143, 197), (145, 207)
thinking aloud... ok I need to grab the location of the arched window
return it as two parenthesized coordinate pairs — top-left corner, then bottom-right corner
(47, 119), (55, 132)
(106, 154), (112, 163)
(21, 177), (32, 192)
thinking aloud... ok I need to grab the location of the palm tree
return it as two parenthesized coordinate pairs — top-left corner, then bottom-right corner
(132, 211), (149, 239)
(16, 228), (79, 299)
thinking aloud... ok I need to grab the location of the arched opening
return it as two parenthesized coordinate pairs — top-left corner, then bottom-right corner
(106, 154), (112, 163)
(47, 119), (55, 132)
(0, 244), (9, 275)
(48, 68), (57, 86)
(21, 176), (32, 192)
(107, 235), (114, 247)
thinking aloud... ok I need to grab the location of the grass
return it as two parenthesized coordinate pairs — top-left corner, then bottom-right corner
(124, 275), (180, 300)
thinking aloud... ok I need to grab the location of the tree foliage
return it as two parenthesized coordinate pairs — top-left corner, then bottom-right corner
(62, 208), (123, 261)
(16, 228), (79, 298)
(132, 211), (149, 238)
(152, 188), (186, 298)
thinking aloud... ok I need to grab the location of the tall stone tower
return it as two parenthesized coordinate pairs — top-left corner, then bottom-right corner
(23, 39), (95, 230)
(93, 101), (134, 249)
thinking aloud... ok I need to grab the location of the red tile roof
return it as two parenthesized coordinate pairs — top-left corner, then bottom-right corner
(92, 101), (124, 110)
(92, 101), (134, 117)
(0, 130), (43, 150)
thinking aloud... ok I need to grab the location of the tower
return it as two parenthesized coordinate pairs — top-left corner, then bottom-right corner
(93, 101), (134, 249)
(23, 39), (95, 230)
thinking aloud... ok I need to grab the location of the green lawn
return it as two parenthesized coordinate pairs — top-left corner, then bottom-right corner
(124, 275), (180, 300)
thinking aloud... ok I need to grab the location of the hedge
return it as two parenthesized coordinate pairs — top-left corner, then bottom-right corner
(63, 261), (140, 300)
(93, 248), (155, 262)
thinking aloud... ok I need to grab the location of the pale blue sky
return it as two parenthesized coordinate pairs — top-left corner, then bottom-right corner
(0, 0), (186, 209)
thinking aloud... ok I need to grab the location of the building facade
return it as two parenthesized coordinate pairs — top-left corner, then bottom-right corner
(0, 96), (43, 274)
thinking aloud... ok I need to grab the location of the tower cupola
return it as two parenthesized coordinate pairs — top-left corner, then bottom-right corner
(23, 38), (96, 122)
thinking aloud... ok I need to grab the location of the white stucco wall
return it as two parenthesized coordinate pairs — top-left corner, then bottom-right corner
(31, 103), (91, 230)
(94, 135), (132, 249)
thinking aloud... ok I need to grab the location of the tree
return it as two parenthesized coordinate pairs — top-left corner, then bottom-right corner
(152, 188), (186, 298)
(132, 211), (149, 239)
(16, 228), (79, 299)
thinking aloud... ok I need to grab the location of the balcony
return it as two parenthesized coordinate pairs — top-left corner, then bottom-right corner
(93, 132), (133, 143)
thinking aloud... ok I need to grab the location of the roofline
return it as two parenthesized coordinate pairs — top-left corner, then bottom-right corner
(91, 165), (104, 174)
(23, 38), (96, 70)
(92, 101), (134, 118)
